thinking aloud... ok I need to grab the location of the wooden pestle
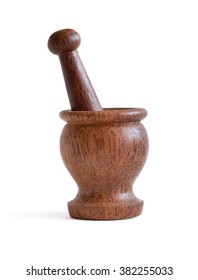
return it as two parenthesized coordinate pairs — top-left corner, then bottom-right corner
(48, 29), (103, 111)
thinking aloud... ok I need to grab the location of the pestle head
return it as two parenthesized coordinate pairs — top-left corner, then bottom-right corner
(48, 29), (81, 55)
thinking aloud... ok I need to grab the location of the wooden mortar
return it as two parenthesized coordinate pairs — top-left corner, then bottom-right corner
(48, 29), (149, 220)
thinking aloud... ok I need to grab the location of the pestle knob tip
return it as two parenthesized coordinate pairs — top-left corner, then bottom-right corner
(48, 29), (81, 55)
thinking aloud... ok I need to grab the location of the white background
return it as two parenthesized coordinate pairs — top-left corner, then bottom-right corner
(0, 0), (198, 279)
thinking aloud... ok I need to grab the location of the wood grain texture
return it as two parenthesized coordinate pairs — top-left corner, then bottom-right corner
(60, 108), (148, 220)
(48, 28), (149, 220)
(48, 29), (102, 111)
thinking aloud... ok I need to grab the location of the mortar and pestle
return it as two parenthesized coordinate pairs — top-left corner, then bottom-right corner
(48, 29), (149, 220)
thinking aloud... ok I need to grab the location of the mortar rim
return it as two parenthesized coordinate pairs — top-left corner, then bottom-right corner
(59, 108), (147, 124)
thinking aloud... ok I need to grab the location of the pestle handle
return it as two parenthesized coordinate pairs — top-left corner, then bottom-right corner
(48, 29), (103, 111)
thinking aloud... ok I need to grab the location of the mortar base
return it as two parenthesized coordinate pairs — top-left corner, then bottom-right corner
(68, 197), (143, 220)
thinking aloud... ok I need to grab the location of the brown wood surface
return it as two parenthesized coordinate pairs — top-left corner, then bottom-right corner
(60, 108), (148, 220)
(48, 29), (102, 111)
(48, 29), (149, 220)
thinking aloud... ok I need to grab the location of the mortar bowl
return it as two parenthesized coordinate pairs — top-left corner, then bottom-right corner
(59, 108), (149, 220)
